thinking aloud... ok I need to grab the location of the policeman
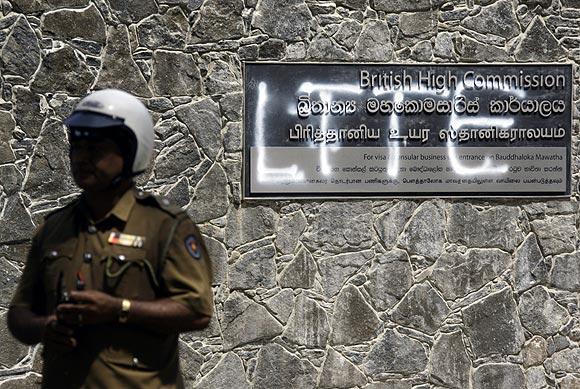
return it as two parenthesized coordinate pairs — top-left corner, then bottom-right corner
(8, 89), (213, 388)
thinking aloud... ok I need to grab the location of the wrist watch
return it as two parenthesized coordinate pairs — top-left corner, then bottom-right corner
(119, 299), (131, 323)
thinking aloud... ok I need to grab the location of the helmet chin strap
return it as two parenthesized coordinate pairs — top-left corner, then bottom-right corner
(107, 161), (140, 190)
(108, 166), (145, 190)
(109, 173), (128, 189)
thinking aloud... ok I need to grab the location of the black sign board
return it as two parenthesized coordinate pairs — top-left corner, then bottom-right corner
(243, 63), (573, 199)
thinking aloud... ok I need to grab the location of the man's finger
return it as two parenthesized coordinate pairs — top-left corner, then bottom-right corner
(57, 303), (90, 314)
(44, 323), (77, 349)
(51, 322), (74, 336)
(68, 290), (95, 303)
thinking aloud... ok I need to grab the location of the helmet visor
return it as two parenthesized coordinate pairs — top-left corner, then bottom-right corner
(65, 111), (125, 129)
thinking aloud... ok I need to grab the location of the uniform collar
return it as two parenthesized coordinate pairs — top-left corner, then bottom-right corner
(108, 188), (136, 223)
(79, 187), (136, 226)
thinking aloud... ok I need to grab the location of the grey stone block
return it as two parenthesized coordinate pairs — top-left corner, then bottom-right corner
(462, 287), (525, 358)
(0, 16), (41, 79)
(374, 201), (417, 250)
(448, 203), (525, 252)
(229, 244), (276, 290)
(319, 348), (367, 388)
(0, 257), (20, 307)
(364, 329), (428, 377)
(155, 136), (201, 179)
(95, 25), (152, 97)
(519, 286), (570, 337)
(391, 282), (450, 335)
(333, 20), (363, 51)
(307, 34), (352, 60)
(193, 352), (249, 389)
(472, 363), (525, 389)
(319, 250), (373, 297)
(179, 341), (203, 385)
(365, 249), (413, 311)
(252, 0), (313, 41)
(282, 294), (330, 348)
(0, 111), (15, 164)
(220, 92), (243, 122)
(0, 165), (21, 195)
(336, 0), (368, 10)
(258, 39), (286, 60)
(330, 284), (381, 345)
(151, 51), (202, 97)
(202, 235), (227, 285)
(559, 375), (580, 389)
(12, 87), (44, 138)
(462, 0), (520, 39)
(275, 211), (307, 256)
(373, 0), (431, 12)
(190, 0), (244, 43)
(176, 97), (222, 161)
(204, 59), (242, 96)
(525, 366), (548, 389)
(42, 4), (106, 44)
(263, 288), (294, 324)
(399, 11), (436, 36)
(279, 248), (316, 289)
(23, 120), (76, 202)
(221, 292), (283, 349)
(430, 248), (512, 300)
(108, 0), (157, 23)
(252, 343), (317, 389)
(354, 20), (393, 61)
(458, 36), (511, 62)
(515, 16), (567, 61)
(224, 206), (277, 248)
(303, 201), (373, 253)
(434, 31), (456, 59)
(551, 252), (580, 292)
(137, 7), (188, 50)
(429, 331), (470, 388)
(531, 215), (577, 256)
(223, 122), (242, 153)
(399, 201), (445, 261)
(545, 348), (580, 373)
(31, 44), (94, 96)
(512, 233), (549, 293)
(188, 163), (229, 223)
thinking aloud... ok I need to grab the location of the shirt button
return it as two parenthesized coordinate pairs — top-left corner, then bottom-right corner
(49, 250), (58, 258)
(83, 253), (93, 263)
(88, 225), (97, 234)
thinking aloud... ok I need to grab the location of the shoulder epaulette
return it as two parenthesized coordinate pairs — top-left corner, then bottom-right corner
(43, 198), (81, 222)
(134, 190), (184, 217)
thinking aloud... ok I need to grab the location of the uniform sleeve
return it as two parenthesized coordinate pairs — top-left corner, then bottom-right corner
(160, 216), (213, 317)
(10, 225), (46, 313)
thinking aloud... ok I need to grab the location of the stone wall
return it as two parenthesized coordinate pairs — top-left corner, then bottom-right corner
(0, 0), (579, 387)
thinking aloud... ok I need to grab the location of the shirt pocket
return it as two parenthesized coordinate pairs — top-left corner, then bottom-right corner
(102, 246), (158, 300)
(41, 242), (76, 309)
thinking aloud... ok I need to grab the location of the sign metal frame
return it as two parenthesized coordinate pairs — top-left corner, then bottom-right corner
(242, 61), (574, 201)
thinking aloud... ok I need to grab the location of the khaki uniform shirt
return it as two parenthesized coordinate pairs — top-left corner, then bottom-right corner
(10, 188), (213, 388)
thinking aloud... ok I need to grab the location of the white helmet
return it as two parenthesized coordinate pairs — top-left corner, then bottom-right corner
(64, 89), (154, 175)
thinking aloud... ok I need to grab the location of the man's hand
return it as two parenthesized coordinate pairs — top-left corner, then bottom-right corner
(43, 315), (77, 352)
(57, 290), (121, 326)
